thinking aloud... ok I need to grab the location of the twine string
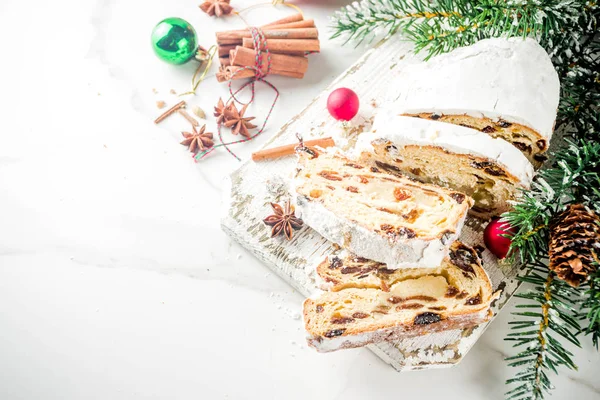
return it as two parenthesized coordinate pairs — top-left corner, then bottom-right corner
(296, 132), (304, 147)
(192, 45), (218, 92)
(195, 26), (280, 161)
(271, 0), (303, 14)
(235, 0), (303, 23)
(180, 45), (218, 96)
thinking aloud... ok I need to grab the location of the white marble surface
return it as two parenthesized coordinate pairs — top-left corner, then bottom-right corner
(0, 0), (598, 399)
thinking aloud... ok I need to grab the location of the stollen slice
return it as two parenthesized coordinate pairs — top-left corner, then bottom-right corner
(384, 37), (559, 168)
(356, 113), (534, 218)
(304, 242), (497, 352)
(293, 150), (473, 269)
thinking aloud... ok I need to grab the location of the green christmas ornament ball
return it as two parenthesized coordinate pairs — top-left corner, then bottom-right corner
(151, 17), (198, 65)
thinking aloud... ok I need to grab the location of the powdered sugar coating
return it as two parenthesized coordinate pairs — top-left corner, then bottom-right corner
(295, 193), (466, 269)
(356, 112), (535, 187)
(384, 37), (559, 141)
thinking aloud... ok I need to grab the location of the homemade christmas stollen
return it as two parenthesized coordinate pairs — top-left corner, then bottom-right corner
(293, 149), (473, 269)
(384, 37), (560, 167)
(355, 112), (535, 218)
(304, 242), (497, 352)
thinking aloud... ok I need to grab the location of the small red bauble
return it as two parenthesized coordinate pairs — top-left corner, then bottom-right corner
(484, 218), (515, 259)
(327, 87), (359, 121)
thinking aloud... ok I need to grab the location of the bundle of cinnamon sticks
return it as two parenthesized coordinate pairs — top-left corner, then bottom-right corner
(216, 13), (319, 82)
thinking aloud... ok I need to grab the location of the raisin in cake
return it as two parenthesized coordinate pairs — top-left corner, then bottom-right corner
(355, 113), (534, 218)
(385, 37), (559, 167)
(293, 150), (473, 269)
(304, 242), (496, 352)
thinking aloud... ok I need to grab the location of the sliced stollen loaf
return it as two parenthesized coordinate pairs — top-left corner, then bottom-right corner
(385, 37), (559, 167)
(355, 113), (534, 218)
(304, 242), (497, 352)
(293, 150), (473, 269)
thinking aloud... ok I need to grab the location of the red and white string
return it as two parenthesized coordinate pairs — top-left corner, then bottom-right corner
(195, 27), (280, 161)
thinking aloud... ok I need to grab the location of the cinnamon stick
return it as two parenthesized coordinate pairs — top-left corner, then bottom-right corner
(217, 66), (254, 82)
(231, 46), (308, 74)
(216, 66), (304, 82)
(252, 137), (335, 161)
(215, 21), (315, 46)
(154, 100), (186, 124)
(217, 28), (318, 44)
(242, 38), (320, 53)
(247, 67), (303, 79)
(178, 109), (199, 127)
(219, 56), (230, 66)
(218, 38), (245, 46)
(261, 13), (303, 28)
(267, 19), (315, 30)
(218, 44), (236, 57)
(219, 39), (305, 56)
(268, 50), (307, 57)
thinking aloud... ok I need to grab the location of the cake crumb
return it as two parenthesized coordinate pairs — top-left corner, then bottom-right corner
(152, 88), (158, 94)
(170, 89), (177, 95)
(156, 100), (166, 109)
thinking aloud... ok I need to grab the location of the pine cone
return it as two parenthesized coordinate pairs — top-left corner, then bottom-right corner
(548, 204), (600, 287)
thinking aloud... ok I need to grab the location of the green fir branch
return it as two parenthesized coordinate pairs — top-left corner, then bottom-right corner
(557, 37), (600, 135)
(331, 0), (598, 59)
(505, 267), (581, 400)
(502, 139), (600, 263)
(581, 265), (600, 348)
(502, 139), (599, 398)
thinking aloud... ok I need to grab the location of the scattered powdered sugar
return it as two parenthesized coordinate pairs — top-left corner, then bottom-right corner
(268, 291), (304, 321)
(265, 175), (289, 199)
(329, 123), (351, 149)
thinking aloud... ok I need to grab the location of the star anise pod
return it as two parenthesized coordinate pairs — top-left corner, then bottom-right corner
(224, 103), (257, 138)
(216, 66), (230, 83)
(263, 201), (303, 240)
(214, 97), (233, 124)
(199, 0), (233, 17)
(180, 124), (214, 154)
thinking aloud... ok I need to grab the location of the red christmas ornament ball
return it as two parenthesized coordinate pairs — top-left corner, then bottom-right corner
(484, 218), (515, 259)
(327, 88), (359, 121)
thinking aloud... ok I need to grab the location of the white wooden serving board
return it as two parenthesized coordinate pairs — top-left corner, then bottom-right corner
(222, 39), (521, 371)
